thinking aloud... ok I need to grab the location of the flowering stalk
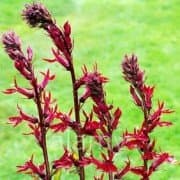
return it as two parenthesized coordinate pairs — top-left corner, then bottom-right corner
(1, 2), (176, 180)
(2, 32), (58, 179)
(76, 65), (130, 180)
(22, 2), (85, 179)
(121, 55), (174, 180)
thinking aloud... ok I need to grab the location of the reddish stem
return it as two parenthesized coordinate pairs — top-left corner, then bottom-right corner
(32, 78), (51, 180)
(70, 65), (85, 180)
(137, 88), (150, 176)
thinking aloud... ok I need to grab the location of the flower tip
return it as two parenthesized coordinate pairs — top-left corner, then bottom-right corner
(22, 2), (53, 28)
(2, 31), (21, 49)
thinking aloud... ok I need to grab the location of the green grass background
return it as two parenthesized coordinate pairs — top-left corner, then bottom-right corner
(0, 0), (179, 179)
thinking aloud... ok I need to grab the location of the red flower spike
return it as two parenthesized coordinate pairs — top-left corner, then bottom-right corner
(114, 160), (130, 179)
(39, 69), (55, 90)
(111, 107), (122, 130)
(130, 85), (142, 106)
(17, 155), (45, 178)
(122, 54), (144, 88)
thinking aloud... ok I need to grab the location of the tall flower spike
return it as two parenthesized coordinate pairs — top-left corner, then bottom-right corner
(22, 2), (53, 29)
(122, 54), (144, 88)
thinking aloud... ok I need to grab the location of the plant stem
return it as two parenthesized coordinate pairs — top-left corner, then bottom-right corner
(107, 113), (113, 180)
(33, 79), (51, 180)
(137, 89), (150, 177)
(70, 66), (85, 180)
(108, 139), (113, 180)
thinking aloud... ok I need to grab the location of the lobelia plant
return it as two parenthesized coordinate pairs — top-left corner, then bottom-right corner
(1, 2), (176, 180)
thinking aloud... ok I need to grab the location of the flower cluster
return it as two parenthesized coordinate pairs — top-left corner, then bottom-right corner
(120, 55), (174, 180)
(1, 2), (175, 180)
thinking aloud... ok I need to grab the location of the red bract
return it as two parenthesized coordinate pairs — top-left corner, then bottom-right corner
(17, 156), (45, 178)
(121, 128), (148, 150)
(142, 102), (173, 133)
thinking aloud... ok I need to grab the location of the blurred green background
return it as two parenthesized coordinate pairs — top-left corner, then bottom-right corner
(0, 0), (179, 179)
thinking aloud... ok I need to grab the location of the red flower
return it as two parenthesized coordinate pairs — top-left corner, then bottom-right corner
(4, 79), (34, 99)
(142, 85), (154, 110)
(89, 153), (117, 173)
(9, 105), (38, 127)
(81, 111), (101, 135)
(114, 160), (130, 179)
(44, 48), (71, 70)
(121, 129), (148, 150)
(53, 149), (76, 169)
(17, 155), (45, 178)
(76, 65), (108, 105)
(50, 109), (76, 132)
(146, 102), (173, 132)
(39, 69), (55, 90)
(148, 153), (174, 175)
